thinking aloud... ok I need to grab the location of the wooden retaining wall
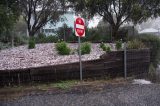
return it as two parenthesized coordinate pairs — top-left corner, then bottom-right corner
(0, 49), (150, 86)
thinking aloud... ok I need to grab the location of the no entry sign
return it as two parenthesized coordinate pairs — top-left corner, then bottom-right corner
(74, 16), (85, 81)
(75, 17), (85, 37)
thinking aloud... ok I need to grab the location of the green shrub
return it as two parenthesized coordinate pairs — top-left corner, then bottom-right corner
(127, 39), (146, 49)
(56, 41), (71, 55)
(0, 32), (28, 47)
(0, 42), (11, 50)
(45, 35), (58, 43)
(115, 40), (122, 50)
(80, 42), (91, 55)
(106, 46), (111, 52)
(100, 42), (111, 52)
(38, 33), (46, 39)
(35, 34), (58, 43)
(14, 35), (28, 46)
(67, 33), (77, 42)
(100, 42), (107, 51)
(28, 37), (35, 49)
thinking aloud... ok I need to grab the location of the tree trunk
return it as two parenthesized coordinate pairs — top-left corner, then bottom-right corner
(11, 32), (14, 48)
(28, 30), (35, 37)
(27, 23), (35, 37)
(111, 25), (120, 41)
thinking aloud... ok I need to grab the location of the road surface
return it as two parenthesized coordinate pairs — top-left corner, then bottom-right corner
(1, 84), (160, 106)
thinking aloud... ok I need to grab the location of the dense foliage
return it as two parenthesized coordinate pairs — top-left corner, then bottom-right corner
(80, 42), (91, 55)
(28, 37), (35, 49)
(0, 32), (28, 49)
(128, 34), (160, 68)
(127, 39), (146, 50)
(100, 42), (111, 52)
(0, 42), (10, 50)
(56, 24), (73, 41)
(115, 40), (122, 50)
(100, 42), (107, 51)
(0, 0), (20, 34)
(19, 0), (67, 37)
(83, 27), (111, 42)
(35, 34), (58, 43)
(68, 0), (160, 40)
(56, 41), (71, 55)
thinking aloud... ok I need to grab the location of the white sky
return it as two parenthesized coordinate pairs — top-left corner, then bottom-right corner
(88, 16), (102, 28)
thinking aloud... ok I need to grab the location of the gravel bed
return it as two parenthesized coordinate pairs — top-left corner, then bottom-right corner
(1, 84), (160, 106)
(0, 43), (115, 70)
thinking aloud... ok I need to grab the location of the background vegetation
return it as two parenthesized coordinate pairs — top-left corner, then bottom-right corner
(128, 34), (160, 68)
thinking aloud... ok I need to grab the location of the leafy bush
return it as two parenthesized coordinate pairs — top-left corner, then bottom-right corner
(106, 46), (111, 52)
(100, 42), (111, 52)
(127, 39), (146, 49)
(80, 42), (91, 55)
(128, 34), (160, 68)
(37, 33), (46, 39)
(89, 32), (103, 42)
(28, 37), (35, 49)
(67, 33), (77, 42)
(56, 23), (73, 41)
(35, 34), (58, 43)
(14, 35), (28, 46)
(82, 29), (111, 42)
(100, 42), (107, 51)
(45, 35), (58, 43)
(0, 31), (28, 47)
(0, 42), (11, 50)
(115, 40), (122, 50)
(56, 41), (71, 55)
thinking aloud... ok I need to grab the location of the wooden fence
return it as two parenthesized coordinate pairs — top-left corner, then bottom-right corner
(0, 49), (150, 86)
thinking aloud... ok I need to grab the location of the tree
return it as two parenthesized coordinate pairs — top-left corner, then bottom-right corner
(13, 16), (28, 36)
(68, 0), (160, 40)
(19, 0), (67, 37)
(0, 0), (20, 48)
(0, 0), (20, 34)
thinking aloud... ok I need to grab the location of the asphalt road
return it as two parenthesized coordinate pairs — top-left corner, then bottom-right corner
(1, 84), (160, 106)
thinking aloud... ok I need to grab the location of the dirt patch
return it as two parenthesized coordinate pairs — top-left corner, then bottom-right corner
(0, 78), (130, 101)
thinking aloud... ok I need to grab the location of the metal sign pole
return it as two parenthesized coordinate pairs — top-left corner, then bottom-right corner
(78, 36), (83, 81)
(124, 42), (127, 79)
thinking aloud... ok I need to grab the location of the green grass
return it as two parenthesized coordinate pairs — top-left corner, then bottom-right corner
(53, 80), (78, 90)
(33, 80), (78, 90)
(0, 80), (78, 94)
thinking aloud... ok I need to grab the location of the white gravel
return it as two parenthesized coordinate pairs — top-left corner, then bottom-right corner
(133, 79), (152, 85)
(0, 43), (114, 70)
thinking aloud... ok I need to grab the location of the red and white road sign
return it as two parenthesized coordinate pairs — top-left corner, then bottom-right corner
(75, 17), (85, 37)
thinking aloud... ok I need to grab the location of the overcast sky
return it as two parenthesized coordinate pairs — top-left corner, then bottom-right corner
(88, 16), (102, 28)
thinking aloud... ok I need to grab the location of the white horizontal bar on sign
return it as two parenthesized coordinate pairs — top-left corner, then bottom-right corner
(76, 24), (85, 29)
